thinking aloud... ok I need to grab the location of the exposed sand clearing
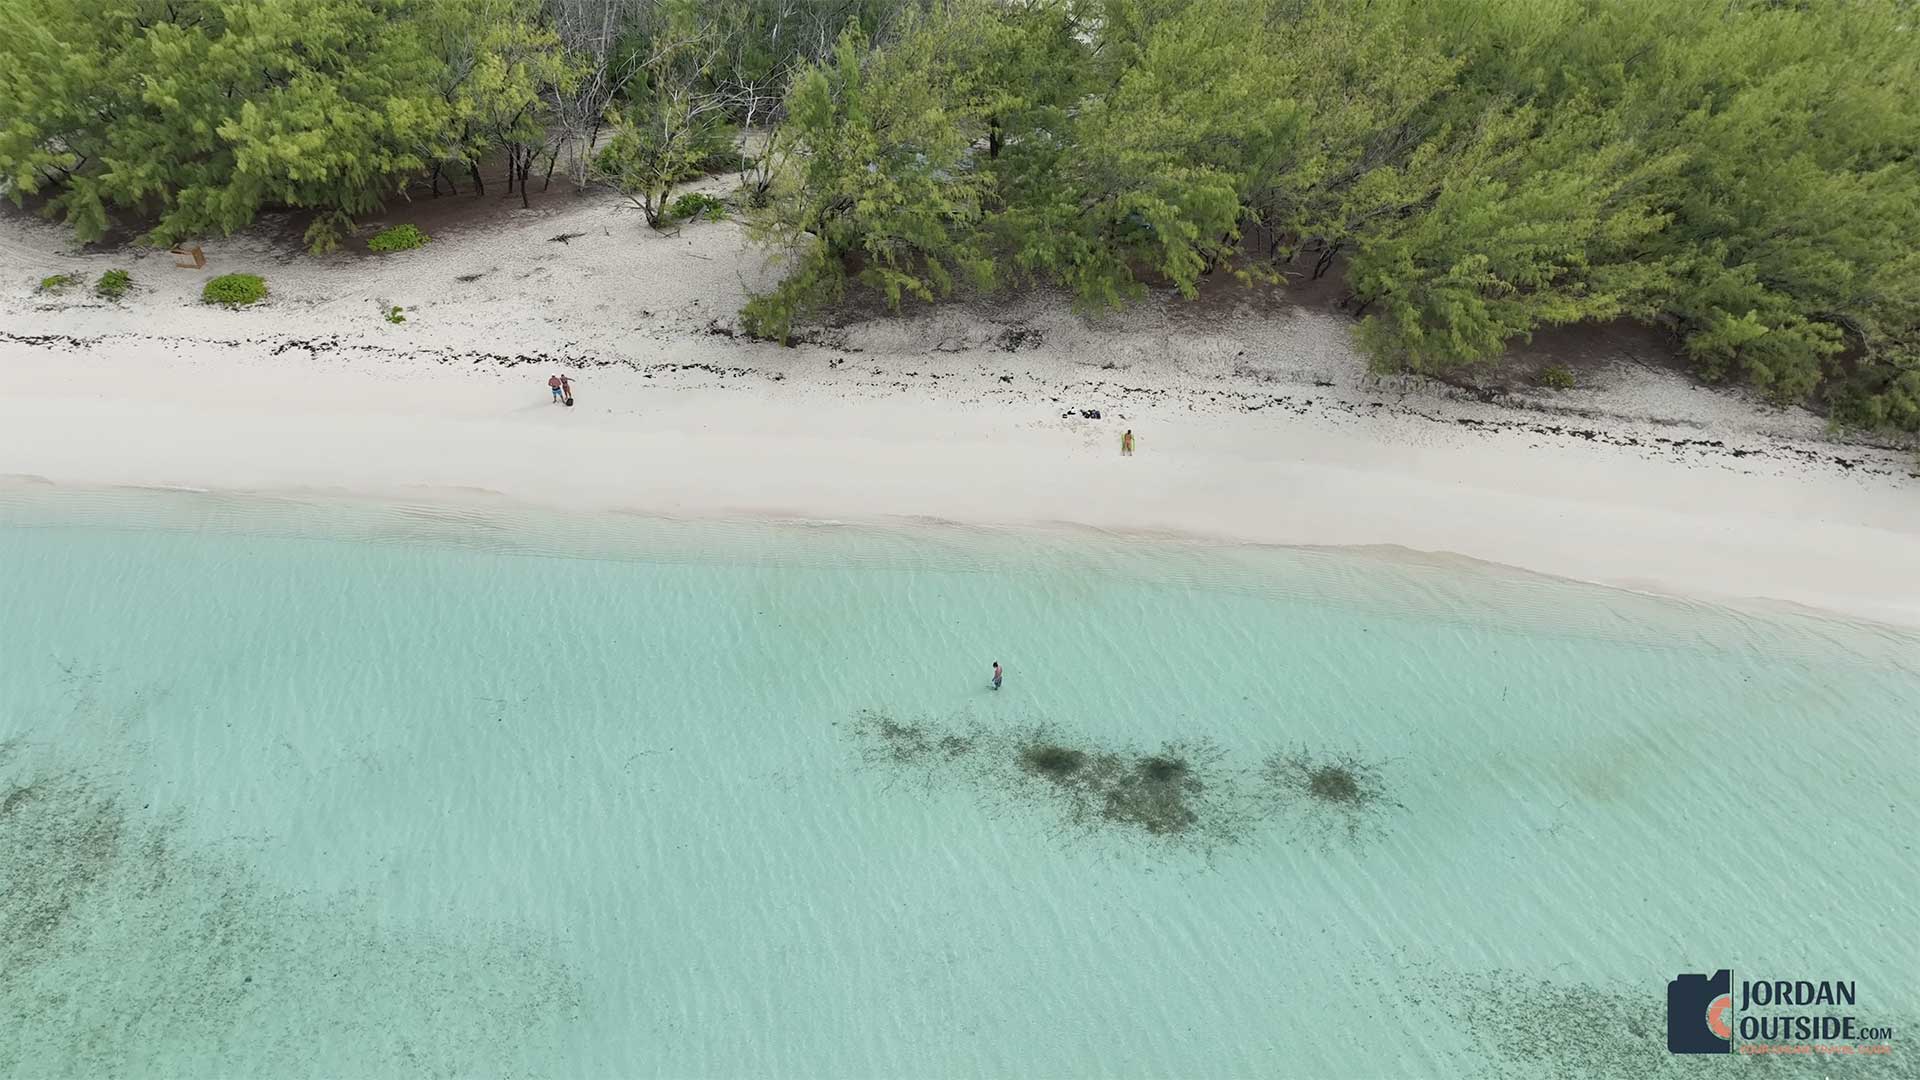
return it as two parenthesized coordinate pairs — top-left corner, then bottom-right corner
(3, 190), (1917, 626)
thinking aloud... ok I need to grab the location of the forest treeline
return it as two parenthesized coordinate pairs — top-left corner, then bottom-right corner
(3, 0), (1917, 429)
(0, 0), (890, 240)
(743, 0), (1920, 430)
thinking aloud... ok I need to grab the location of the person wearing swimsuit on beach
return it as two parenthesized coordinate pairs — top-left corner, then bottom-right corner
(1121, 429), (1134, 456)
(992, 661), (1003, 691)
(549, 374), (564, 403)
(560, 375), (574, 406)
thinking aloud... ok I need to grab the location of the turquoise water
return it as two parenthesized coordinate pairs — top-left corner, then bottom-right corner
(2, 489), (1915, 1078)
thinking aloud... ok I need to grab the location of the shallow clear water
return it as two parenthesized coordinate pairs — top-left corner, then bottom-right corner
(2, 489), (1915, 1078)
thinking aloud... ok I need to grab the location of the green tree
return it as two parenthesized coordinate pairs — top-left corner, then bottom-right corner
(428, 0), (576, 208)
(1379, 0), (1920, 417)
(547, 0), (652, 190)
(1349, 101), (1678, 371)
(0, 0), (451, 251)
(593, 0), (733, 229)
(988, 0), (1297, 306)
(1639, 3), (1920, 409)
(595, 95), (731, 228)
(741, 21), (995, 340)
(1240, 0), (1460, 278)
(734, 0), (1920, 432)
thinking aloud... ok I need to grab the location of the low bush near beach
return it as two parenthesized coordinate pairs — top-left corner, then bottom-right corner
(384, 305), (406, 324)
(202, 273), (267, 307)
(368, 224), (430, 253)
(95, 269), (131, 299)
(669, 192), (727, 222)
(38, 273), (80, 293)
(1537, 363), (1576, 390)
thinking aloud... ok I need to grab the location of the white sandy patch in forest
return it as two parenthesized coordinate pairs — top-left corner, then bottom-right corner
(1, 189), (1917, 628)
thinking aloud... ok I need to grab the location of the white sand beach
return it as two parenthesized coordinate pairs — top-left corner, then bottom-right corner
(3, 190), (1918, 627)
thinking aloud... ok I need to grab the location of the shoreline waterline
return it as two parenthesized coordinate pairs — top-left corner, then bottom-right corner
(6, 478), (1920, 654)
(6, 315), (1920, 635)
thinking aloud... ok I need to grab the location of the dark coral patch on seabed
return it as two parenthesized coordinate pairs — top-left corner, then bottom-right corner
(850, 709), (1397, 857)
(0, 674), (584, 1076)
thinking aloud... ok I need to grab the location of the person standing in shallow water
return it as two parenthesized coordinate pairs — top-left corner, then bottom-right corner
(992, 662), (1003, 691)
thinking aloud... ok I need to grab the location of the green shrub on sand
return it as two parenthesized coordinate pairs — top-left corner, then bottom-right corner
(368, 224), (430, 253)
(95, 269), (131, 299)
(202, 273), (267, 306)
(669, 192), (727, 222)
